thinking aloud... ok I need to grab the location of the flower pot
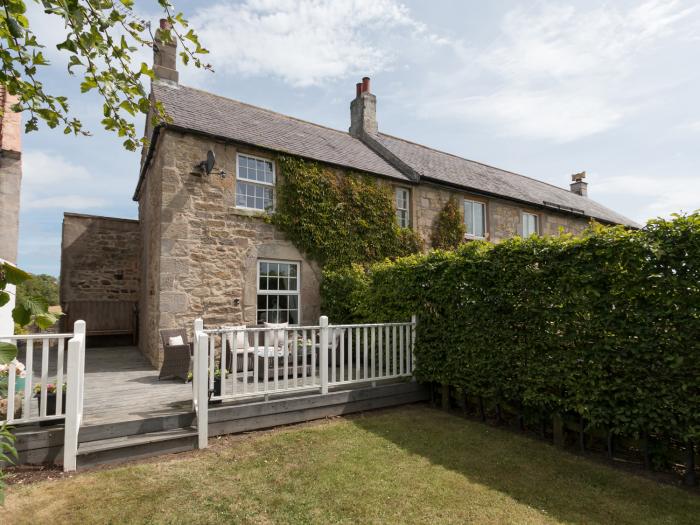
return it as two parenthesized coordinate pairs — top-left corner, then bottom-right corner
(37, 392), (66, 426)
(0, 394), (23, 420)
(208, 377), (222, 404)
(14, 377), (25, 393)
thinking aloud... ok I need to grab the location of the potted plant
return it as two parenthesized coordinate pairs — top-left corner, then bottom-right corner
(33, 382), (66, 425)
(187, 368), (225, 403)
(0, 358), (27, 394)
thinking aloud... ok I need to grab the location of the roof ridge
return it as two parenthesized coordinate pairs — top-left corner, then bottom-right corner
(376, 131), (584, 198)
(155, 81), (355, 141)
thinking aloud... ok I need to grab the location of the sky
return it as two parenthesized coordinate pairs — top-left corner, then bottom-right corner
(15, 0), (700, 276)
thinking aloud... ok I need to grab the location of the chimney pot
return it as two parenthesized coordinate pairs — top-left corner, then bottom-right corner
(159, 18), (171, 30)
(362, 77), (371, 93)
(356, 83), (362, 98)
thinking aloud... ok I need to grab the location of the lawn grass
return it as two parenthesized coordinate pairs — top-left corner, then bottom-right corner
(4, 405), (700, 524)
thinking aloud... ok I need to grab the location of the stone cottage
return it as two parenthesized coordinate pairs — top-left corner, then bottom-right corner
(60, 22), (635, 367)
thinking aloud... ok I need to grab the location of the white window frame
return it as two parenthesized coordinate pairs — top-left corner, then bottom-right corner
(522, 212), (539, 237)
(463, 199), (487, 239)
(236, 153), (275, 211)
(256, 260), (300, 324)
(395, 187), (410, 228)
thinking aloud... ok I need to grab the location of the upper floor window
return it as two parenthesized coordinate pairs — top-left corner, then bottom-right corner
(395, 187), (410, 228)
(236, 154), (274, 211)
(464, 199), (486, 239)
(522, 212), (539, 237)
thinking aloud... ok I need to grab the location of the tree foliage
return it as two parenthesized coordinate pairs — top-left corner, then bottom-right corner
(322, 213), (700, 442)
(16, 273), (59, 307)
(430, 197), (465, 250)
(0, 0), (210, 150)
(271, 155), (423, 269)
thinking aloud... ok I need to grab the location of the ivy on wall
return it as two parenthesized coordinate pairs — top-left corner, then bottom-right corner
(321, 214), (700, 444)
(430, 197), (466, 250)
(271, 155), (422, 269)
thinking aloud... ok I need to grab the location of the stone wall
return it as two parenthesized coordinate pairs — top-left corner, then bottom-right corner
(139, 130), (322, 366)
(60, 213), (140, 303)
(410, 182), (589, 247)
(0, 153), (21, 263)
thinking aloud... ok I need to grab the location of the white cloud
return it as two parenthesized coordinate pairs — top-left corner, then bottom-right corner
(416, 1), (698, 143)
(184, 0), (429, 87)
(590, 172), (700, 223)
(21, 151), (108, 210)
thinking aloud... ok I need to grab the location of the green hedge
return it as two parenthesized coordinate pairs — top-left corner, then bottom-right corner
(321, 214), (700, 442)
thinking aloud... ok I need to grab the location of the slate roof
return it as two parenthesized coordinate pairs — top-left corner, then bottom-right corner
(373, 133), (636, 226)
(143, 80), (635, 226)
(149, 82), (407, 181)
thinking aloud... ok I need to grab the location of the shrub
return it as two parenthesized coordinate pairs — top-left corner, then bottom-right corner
(430, 197), (465, 250)
(320, 213), (700, 442)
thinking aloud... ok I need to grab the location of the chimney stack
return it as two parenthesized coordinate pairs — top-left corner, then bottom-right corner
(153, 18), (178, 83)
(349, 76), (377, 137)
(570, 171), (588, 197)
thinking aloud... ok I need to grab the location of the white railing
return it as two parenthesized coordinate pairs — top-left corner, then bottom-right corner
(192, 315), (416, 446)
(0, 321), (86, 471)
(63, 320), (86, 471)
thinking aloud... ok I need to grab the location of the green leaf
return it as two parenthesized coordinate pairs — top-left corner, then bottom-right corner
(0, 342), (18, 365)
(12, 303), (31, 327)
(0, 291), (10, 308)
(2, 262), (31, 285)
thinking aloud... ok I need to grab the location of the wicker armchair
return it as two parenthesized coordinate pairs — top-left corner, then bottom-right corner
(159, 328), (192, 382)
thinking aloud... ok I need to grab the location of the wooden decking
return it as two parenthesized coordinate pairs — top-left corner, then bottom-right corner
(81, 347), (191, 424)
(19, 346), (192, 425)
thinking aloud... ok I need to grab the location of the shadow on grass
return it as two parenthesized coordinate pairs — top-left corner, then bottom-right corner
(351, 405), (700, 525)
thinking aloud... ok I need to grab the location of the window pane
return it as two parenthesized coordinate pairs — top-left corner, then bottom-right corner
(289, 264), (297, 278)
(289, 277), (297, 291)
(474, 202), (485, 237)
(260, 261), (268, 276)
(288, 309), (298, 324)
(268, 277), (278, 291)
(279, 295), (288, 309)
(289, 295), (298, 309)
(278, 278), (287, 291)
(257, 295), (266, 309)
(464, 201), (473, 235)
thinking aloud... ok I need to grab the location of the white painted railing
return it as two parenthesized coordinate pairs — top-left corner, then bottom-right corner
(0, 321), (86, 471)
(63, 320), (86, 471)
(193, 315), (416, 448)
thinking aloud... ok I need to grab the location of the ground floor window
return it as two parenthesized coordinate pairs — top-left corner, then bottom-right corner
(257, 260), (299, 324)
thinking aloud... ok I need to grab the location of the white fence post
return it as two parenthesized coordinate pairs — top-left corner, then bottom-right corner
(411, 314), (417, 374)
(194, 318), (209, 449)
(319, 316), (329, 394)
(63, 320), (86, 472)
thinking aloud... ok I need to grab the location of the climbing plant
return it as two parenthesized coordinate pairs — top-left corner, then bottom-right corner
(430, 197), (466, 250)
(271, 155), (422, 269)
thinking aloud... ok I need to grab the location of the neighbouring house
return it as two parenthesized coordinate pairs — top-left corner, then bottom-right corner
(0, 87), (22, 335)
(60, 21), (635, 367)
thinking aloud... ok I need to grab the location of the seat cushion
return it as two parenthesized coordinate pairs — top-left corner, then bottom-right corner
(225, 325), (248, 348)
(168, 335), (184, 346)
(264, 322), (288, 347)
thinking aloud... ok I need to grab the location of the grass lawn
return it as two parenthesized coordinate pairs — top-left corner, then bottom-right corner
(4, 405), (700, 524)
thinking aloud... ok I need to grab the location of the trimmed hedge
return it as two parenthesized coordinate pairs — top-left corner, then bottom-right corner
(321, 214), (700, 442)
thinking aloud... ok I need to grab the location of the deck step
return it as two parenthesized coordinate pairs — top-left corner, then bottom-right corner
(76, 427), (198, 469)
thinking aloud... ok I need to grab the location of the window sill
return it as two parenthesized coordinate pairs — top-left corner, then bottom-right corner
(231, 207), (273, 218)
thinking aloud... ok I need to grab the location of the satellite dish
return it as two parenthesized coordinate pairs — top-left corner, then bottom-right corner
(205, 150), (216, 175)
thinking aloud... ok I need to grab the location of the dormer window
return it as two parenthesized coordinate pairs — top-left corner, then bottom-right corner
(236, 154), (274, 211)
